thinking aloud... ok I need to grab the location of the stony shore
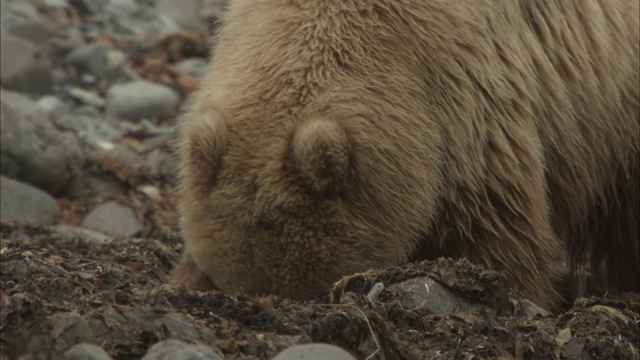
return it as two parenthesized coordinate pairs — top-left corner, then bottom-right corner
(1, 1), (638, 359)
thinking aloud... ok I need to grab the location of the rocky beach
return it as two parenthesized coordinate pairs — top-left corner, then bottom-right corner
(1, 1), (638, 359)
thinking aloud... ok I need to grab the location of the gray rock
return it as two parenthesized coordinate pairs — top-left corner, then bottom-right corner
(0, 89), (83, 196)
(273, 344), (357, 360)
(66, 42), (110, 77)
(106, 80), (179, 120)
(389, 276), (482, 315)
(111, 8), (180, 37)
(517, 299), (550, 319)
(10, 2), (40, 17)
(142, 339), (222, 360)
(48, 308), (205, 360)
(176, 58), (209, 79)
(82, 201), (144, 236)
(64, 342), (113, 360)
(6, 20), (56, 45)
(0, 176), (60, 225)
(366, 282), (385, 301)
(80, 73), (99, 85)
(65, 174), (127, 199)
(108, 0), (139, 16)
(54, 111), (123, 146)
(0, 2), (40, 33)
(69, 0), (105, 15)
(141, 125), (176, 148)
(200, 1), (227, 25)
(51, 225), (112, 245)
(43, 0), (69, 9)
(43, 27), (84, 58)
(97, 143), (142, 167)
(0, 34), (54, 94)
(105, 49), (127, 71)
(51, 67), (69, 85)
(146, 148), (176, 179)
(37, 95), (68, 118)
(68, 87), (106, 107)
(138, 185), (162, 202)
(155, 0), (206, 32)
(103, 52), (139, 83)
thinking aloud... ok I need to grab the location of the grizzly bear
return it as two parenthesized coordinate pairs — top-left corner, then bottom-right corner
(172, 0), (639, 310)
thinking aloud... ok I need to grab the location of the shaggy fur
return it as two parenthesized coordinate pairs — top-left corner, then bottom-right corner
(173, 0), (639, 310)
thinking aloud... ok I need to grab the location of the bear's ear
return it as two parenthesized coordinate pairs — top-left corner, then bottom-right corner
(180, 111), (228, 186)
(291, 118), (351, 192)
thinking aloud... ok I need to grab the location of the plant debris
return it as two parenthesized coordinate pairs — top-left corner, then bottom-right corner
(1, 222), (638, 359)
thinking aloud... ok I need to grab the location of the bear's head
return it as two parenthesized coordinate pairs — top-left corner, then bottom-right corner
(176, 108), (415, 299)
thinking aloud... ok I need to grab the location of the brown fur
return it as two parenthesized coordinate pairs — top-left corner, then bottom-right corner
(173, 0), (639, 310)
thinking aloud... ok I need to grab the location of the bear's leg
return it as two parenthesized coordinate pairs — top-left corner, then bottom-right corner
(435, 121), (566, 310)
(172, 252), (216, 292)
(441, 198), (565, 310)
(582, 161), (639, 294)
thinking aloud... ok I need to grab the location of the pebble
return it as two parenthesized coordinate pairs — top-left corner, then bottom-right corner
(366, 282), (385, 301)
(0, 176), (61, 225)
(272, 344), (357, 360)
(69, 0), (105, 16)
(92, 142), (142, 167)
(0, 2), (40, 33)
(6, 20), (56, 45)
(389, 276), (482, 315)
(68, 87), (106, 107)
(518, 299), (550, 319)
(51, 224), (113, 245)
(0, 89), (83, 196)
(43, 0), (69, 9)
(200, 1), (227, 25)
(176, 58), (209, 79)
(155, 0), (206, 32)
(66, 42), (111, 77)
(54, 111), (123, 147)
(142, 339), (223, 360)
(0, 34), (54, 94)
(82, 201), (144, 236)
(146, 148), (176, 179)
(43, 27), (85, 58)
(36, 95), (68, 118)
(111, 8), (180, 37)
(108, 0), (140, 16)
(64, 342), (113, 360)
(138, 185), (162, 202)
(106, 80), (179, 120)
(65, 174), (128, 199)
